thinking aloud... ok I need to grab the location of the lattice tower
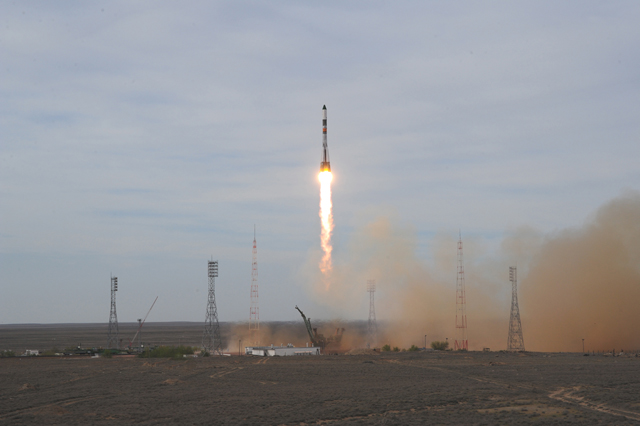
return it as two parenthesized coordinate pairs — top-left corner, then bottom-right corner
(507, 266), (525, 351)
(455, 232), (468, 350)
(249, 226), (259, 340)
(202, 260), (222, 355)
(107, 276), (119, 349)
(367, 280), (378, 348)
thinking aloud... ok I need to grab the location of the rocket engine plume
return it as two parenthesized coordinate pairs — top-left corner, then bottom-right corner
(319, 170), (333, 277)
(318, 105), (333, 281)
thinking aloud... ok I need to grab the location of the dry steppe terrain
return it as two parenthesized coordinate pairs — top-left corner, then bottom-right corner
(1, 350), (640, 425)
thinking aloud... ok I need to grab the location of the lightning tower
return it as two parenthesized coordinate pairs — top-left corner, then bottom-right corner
(249, 226), (259, 341)
(107, 276), (119, 349)
(507, 266), (525, 351)
(367, 280), (378, 348)
(455, 232), (468, 350)
(202, 260), (222, 355)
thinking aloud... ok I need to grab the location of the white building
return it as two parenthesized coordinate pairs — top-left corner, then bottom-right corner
(245, 343), (320, 356)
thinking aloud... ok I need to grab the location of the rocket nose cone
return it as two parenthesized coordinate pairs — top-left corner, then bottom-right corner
(322, 105), (327, 110)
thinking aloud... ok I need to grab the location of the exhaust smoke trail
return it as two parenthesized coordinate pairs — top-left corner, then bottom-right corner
(319, 170), (334, 278)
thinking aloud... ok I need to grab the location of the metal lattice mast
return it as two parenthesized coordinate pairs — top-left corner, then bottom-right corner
(202, 260), (222, 355)
(455, 232), (468, 350)
(367, 280), (378, 348)
(249, 226), (259, 338)
(107, 276), (119, 349)
(507, 266), (525, 351)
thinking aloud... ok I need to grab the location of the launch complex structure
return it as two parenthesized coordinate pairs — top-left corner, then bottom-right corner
(102, 107), (531, 355)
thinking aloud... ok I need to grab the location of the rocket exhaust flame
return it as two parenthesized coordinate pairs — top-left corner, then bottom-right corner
(319, 170), (333, 278)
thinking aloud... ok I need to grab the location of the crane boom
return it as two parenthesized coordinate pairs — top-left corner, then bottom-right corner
(129, 296), (158, 348)
(295, 305), (316, 345)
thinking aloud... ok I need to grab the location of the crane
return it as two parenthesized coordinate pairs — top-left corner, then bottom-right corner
(129, 296), (158, 350)
(295, 305), (345, 350)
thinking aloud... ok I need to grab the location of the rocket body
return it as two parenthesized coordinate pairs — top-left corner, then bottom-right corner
(320, 105), (331, 172)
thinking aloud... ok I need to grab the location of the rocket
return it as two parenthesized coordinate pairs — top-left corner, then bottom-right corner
(320, 105), (331, 172)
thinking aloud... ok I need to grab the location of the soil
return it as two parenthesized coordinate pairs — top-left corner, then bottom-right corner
(1, 351), (639, 425)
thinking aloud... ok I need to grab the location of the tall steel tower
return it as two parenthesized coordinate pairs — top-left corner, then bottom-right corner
(249, 226), (259, 340)
(455, 232), (468, 350)
(202, 260), (222, 355)
(507, 266), (525, 351)
(367, 280), (378, 348)
(107, 276), (119, 349)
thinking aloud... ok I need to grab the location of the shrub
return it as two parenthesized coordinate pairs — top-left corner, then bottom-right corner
(392, 347), (400, 352)
(381, 344), (391, 352)
(408, 345), (420, 351)
(201, 350), (210, 357)
(431, 341), (449, 351)
(0, 350), (16, 358)
(102, 350), (113, 358)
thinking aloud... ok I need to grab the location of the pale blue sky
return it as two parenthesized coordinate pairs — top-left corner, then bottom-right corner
(1, 1), (639, 323)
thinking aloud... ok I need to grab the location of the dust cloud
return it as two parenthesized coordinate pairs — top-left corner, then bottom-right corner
(303, 192), (640, 352)
(522, 192), (640, 352)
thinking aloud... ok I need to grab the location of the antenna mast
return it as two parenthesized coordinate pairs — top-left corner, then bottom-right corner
(249, 226), (259, 342)
(455, 232), (468, 350)
(367, 280), (378, 348)
(507, 266), (525, 351)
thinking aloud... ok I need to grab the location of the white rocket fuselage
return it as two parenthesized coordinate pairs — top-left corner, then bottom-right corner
(320, 105), (331, 172)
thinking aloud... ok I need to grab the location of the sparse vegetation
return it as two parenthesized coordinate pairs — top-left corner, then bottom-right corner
(201, 350), (210, 357)
(0, 350), (16, 357)
(392, 347), (400, 352)
(138, 345), (196, 360)
(408, 345), (420, 351)
(431, 341), (449, 351)
(381, 344), (391, 352)
(102, 350), (113, 358)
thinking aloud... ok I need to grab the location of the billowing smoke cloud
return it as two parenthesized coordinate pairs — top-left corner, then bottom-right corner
(303, 192), (640, 352)
(521, 191), (640, 352)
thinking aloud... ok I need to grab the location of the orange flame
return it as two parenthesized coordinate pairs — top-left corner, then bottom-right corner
(318, 171), (334, 281)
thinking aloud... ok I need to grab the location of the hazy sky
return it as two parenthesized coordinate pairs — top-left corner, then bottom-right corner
(2, 2), (639, 325)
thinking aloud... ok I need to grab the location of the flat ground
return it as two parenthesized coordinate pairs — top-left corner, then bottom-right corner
(1, 351), (639, 425)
